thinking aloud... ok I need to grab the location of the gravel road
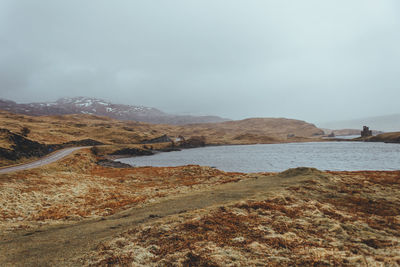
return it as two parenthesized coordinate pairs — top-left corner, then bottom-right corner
(0, 147), (87, 174)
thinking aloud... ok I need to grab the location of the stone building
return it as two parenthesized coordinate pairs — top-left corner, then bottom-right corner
(361, 126), (372, 137)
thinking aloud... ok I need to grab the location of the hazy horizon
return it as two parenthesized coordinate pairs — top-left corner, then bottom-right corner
(1, 0), (399, 123)
(2, 95), (400, 127)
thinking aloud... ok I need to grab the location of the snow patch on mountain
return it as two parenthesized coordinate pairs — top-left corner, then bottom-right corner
(0, 96), (230, 125)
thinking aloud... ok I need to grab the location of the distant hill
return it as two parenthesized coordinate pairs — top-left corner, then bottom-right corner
(0, 97), (229, 125)
(0, 110), (324, 150)
(168, 117), (325, 144)
(318, 114), (400, 132)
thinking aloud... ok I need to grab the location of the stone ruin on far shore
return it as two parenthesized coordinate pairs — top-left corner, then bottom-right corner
(361, 126), (372, 137)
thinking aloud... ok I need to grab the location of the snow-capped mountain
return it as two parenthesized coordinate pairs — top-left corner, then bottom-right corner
(0, 97), (229, 125)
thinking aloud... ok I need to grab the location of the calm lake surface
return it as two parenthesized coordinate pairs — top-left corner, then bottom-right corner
(117, 142), (400, 173)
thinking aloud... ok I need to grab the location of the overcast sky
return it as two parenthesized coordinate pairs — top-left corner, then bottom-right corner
(0, 0), (399, 123)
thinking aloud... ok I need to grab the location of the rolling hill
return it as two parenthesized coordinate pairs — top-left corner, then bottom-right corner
(0, 110), (324, 147)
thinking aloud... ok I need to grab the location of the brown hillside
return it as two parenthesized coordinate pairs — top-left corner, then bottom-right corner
(169, 117), (324, 144)
(0, 110), (324, 152)
(0, 110), (165, 145)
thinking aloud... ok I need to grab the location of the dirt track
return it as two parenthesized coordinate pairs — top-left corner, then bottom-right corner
(0, 173), (308, 266)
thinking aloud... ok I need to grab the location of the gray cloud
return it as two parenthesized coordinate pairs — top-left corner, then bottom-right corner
(0, 0), (399, 122)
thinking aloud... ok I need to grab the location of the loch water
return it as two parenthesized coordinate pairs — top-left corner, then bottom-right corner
(117, 142), (400, 173)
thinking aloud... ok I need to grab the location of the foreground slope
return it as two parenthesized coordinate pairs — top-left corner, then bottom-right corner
(81, 169), (400, 266)
(0, 148), (398, 266)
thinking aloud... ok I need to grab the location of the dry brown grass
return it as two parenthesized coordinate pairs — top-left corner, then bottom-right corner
(0, 157), (41, 168)
(0, 110), (324, 152)
(0, 110), (166, 145)
(0, 149), (248, 233)
(81, 170), (400, 266)
(0, 130), (14, 150)
(166, 117), (324, 145)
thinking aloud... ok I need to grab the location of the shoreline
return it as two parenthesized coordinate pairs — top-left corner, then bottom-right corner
(109, 140), (400, 172)
(0, 137), (384, 170)
(110, 138), (362, 160)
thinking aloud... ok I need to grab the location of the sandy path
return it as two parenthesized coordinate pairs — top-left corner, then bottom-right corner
(0, 147), (88, 174)
(0, 173), (308, 266)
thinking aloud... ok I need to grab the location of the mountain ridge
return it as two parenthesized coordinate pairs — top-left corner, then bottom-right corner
(0, 97), (229, 125)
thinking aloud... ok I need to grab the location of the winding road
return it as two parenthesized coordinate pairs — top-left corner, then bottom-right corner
(0, 147), (87, 174)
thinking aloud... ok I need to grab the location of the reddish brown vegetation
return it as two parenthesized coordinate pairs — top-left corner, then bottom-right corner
(82, 170), (400, 266)
(0, 150), (246, 232)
